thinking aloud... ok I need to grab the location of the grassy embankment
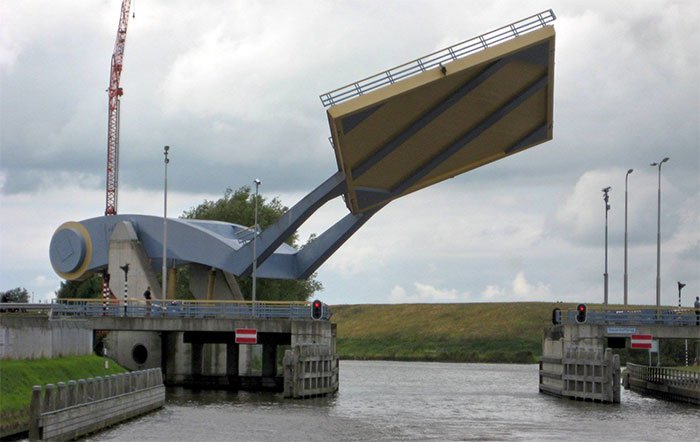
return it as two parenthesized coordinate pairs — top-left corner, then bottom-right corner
(0, 355), (127, 435)
(332, 302), (567, 363)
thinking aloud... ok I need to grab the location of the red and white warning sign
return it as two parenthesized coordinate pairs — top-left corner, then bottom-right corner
(630, 334), (653, 349)
(235, 328), (257, 344)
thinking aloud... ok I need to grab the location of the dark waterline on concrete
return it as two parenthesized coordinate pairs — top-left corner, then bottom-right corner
(85, 361), (698, 441)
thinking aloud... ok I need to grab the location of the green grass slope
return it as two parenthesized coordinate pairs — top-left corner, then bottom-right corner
(332, 302), (568, 363)
(0, 355), (127, 436)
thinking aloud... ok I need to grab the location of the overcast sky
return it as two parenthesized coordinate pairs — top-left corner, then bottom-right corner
(1, 0), (698, 306)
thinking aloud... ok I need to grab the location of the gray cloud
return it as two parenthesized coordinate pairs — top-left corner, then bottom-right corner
(1, 0), (698, 306)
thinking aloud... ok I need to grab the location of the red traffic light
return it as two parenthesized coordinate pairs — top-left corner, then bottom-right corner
(575, 303), (587, 323)
(311, 299), (323, 320)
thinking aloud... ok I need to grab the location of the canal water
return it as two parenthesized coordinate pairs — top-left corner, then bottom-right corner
(89, 361), (697, 441)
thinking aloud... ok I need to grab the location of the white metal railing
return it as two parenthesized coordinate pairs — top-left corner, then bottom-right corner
(319, 9), (556, 107)
(626, 363), (700, 389)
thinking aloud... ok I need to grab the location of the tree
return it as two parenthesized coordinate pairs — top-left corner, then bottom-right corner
(55, 272), (187, 300)
(182, 186), (322, 301)
(0, 287), (30, 303)
(56, 276), (102, 299)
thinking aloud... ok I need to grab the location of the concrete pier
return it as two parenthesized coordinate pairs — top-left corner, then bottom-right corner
(561, 347), (619, 402)
(540, 320), (698, 403)
(283, 344), (339, 398)
(101, 318), (338, 397)
(539, 325), (620, 403)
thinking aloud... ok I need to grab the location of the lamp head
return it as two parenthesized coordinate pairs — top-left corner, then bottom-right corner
(602, 186), (611, 193)
(164, 145), (170, 152)
(254, 178), (261, 186)
(627, 169), (633, 174)
(661, 157), (669, 163)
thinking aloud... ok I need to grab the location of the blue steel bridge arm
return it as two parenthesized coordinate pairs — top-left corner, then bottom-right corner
(252, 209), (379, 279)
(49, 172), (373, 283)
(293, 207), (381, 279)
(234, 171), (347, 276)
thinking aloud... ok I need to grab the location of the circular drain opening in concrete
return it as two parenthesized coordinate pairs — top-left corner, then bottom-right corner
(132, 344), (148, 365)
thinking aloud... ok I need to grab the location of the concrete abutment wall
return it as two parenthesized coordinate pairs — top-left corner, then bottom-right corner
(104, 319), (337, 398)
(539, 325), (620, 403)
(0, 316), (92, 360)
(28, 368), (165, 441)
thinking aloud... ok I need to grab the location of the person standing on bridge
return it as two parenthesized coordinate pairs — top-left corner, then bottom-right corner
(695, 296), (699, 326)
(144, 287), (152, 317)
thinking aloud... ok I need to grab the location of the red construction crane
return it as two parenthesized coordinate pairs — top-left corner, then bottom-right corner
(105, 0), (132, 216)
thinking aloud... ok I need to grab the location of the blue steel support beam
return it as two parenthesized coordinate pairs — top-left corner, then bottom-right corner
(235, 171), (347, 276)
(390, 74), (548, 198)
(351, 58), (509, 181)
(293, 207), (381, 279)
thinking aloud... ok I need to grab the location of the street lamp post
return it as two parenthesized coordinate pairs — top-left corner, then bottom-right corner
(252, 179), (261, 307)
(602, 186), (611, 305)
(624, 169), (633, 306)
(162, 145), (170, 301)
(650, 157), (669, 307)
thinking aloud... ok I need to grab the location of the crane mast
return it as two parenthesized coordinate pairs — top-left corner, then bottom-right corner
(105, 0), (132, 216)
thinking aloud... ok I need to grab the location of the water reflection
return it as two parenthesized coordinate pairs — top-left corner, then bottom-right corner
(90, 361), (698, 441)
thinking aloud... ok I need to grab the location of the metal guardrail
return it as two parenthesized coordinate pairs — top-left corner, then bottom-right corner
(0, 303), (53, 314)
(319, 9), (556, 107)
(561, 307), (699, 326)
(1, 300), (332, 321)
(626, 363), (699, 389)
